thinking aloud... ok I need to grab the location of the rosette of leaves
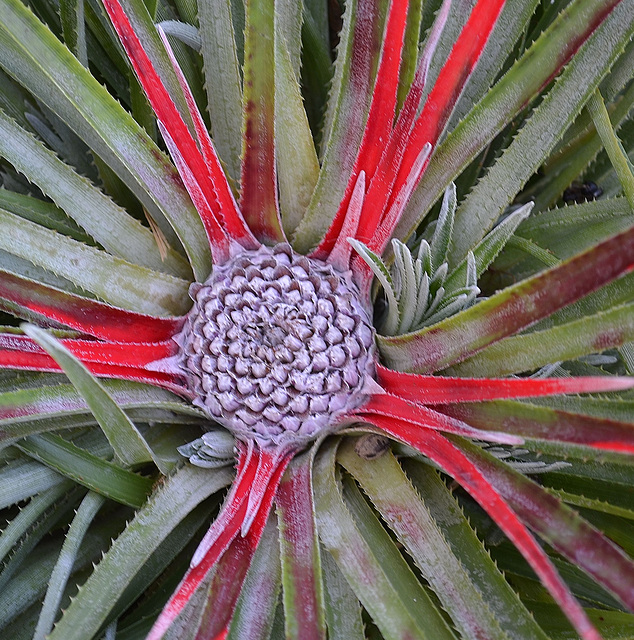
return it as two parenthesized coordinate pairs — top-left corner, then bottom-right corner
(0, 1), (633, 640)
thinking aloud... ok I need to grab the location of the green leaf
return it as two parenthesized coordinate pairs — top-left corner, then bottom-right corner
(23, 324), (167, 472)
(448, 302), (634, 377)
(340, 441), (545, 640)
(587, 88), (634, 209)
(0, 480), (74, 566)
(239, 0), (283, 243)
(34, 491), (106, 640)
(293, 0), (383, 252)
(0, 189), (93, 244)
(392, 0), (626, 249)
(313, 440), (456, 640)
(0, 208), (190, 315)
(444, 202), (533, 294)
(320, 548), (364, 640)
(16, 433), (153, 507)
(349, 238), (400, 335)
(47, 464), (232, 640)
(449, 0), (633, 263)
(60, 0), (87, 64)
(0, 0), (212, 280)
(379, 224), (634, 373)
(0, 456), (68, 509)
(275, 34), (320, 237)
(0, 108), (190, 278)
(198, 0), (243, 182)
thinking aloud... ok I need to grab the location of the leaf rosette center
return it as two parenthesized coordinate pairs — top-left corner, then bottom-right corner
(178, 243), (377, 448)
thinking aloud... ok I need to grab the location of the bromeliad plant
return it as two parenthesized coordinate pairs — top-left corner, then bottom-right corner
(0, 0), (634, 638)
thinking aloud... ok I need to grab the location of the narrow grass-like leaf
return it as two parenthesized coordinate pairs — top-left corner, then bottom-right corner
(339, 441), (528, 640)
(34, 491), (106, 640)
(0, 457), (68, 509)
(379, 224), (634, 373)
(0, 480), (74, 566)
(0, 0), (212, 279)
(16, 433), (152, 507)
(313, 440), (456, 640)
(0, 208), (190, 316)
(449, 0), (632, 263)
(47, 464), (232, 640)
(276, 452), (325, 640)
(0, 109), (189, 277)
(587, 89), (634, 209)
(23, 324), (166, 471)
(198, 0), (243, 182)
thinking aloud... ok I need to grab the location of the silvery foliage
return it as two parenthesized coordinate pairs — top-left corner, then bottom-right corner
(178, 428), (236, 468)
(351, 183), (534, 336)
(351, 183), (479, 335)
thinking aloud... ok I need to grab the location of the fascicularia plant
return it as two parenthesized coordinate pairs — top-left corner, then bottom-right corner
(0, 0), (633, 638)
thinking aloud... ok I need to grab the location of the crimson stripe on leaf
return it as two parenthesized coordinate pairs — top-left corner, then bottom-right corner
(359, 391), (523, 444)
(157, 27), (259, 252)
(441, 400), (634, 456)
(0, 269), (184, 342)
(376, 363), (634, 403)
(313, 0), (410, 258)
(101, 0), (237, 262)
(239, 0), (284, 244)
(147, 444), (291, 640)
(276, 453), (326, 640)
(457, 439), (634, 610)
(354, 0), (503, 248)
(368, 415), (602, 640)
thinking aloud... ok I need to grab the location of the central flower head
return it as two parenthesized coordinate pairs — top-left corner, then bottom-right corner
(177, 243), (376, 449)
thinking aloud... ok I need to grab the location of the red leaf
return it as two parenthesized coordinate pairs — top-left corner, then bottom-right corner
(0, 269), (184, 342)
(157, 28), (258, 252)
(369, 414), (602, 640)
(147, 443), (291, 640)
(101, 0), (241, 261)
(389, 0), (505, 206)
(359, 391), (522, 444)
(0, 333), (187, 394)
(376, 363), (634, 404)
(314, 0), (411, 258)
(458, 441), (634, 610)
(441, 401), (634, 457)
